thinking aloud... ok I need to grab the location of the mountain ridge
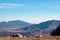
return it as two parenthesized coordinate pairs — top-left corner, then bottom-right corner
(0, 20), (32, 28)
(22, 20), (60, 36)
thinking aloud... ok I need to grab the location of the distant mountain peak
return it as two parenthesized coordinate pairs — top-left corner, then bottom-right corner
(0, 20), (32, 28)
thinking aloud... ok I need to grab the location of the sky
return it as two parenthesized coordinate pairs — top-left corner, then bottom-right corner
(0, 0), (60, 24)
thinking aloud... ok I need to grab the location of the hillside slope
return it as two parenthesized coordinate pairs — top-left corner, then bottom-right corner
(22, 20), (60, 36)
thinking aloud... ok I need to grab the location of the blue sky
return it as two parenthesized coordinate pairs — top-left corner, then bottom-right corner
(0, 0), (60, 23)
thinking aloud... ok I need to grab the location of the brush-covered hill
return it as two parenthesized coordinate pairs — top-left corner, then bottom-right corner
(22, 20), (60, 36)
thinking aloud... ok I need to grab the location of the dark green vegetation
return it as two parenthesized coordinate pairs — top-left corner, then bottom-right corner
(51, 24), (60, 36)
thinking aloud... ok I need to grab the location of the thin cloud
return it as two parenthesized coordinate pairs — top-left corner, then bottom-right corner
(0, 3), (25, 9)
(40, 1), (60, 9)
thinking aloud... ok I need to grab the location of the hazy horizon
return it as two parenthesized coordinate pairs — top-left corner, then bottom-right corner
(0, 0), (60, 24)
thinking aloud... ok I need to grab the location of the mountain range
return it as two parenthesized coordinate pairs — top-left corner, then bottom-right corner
(0, 20), (60, 36)
(21, 20), (60, 36)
